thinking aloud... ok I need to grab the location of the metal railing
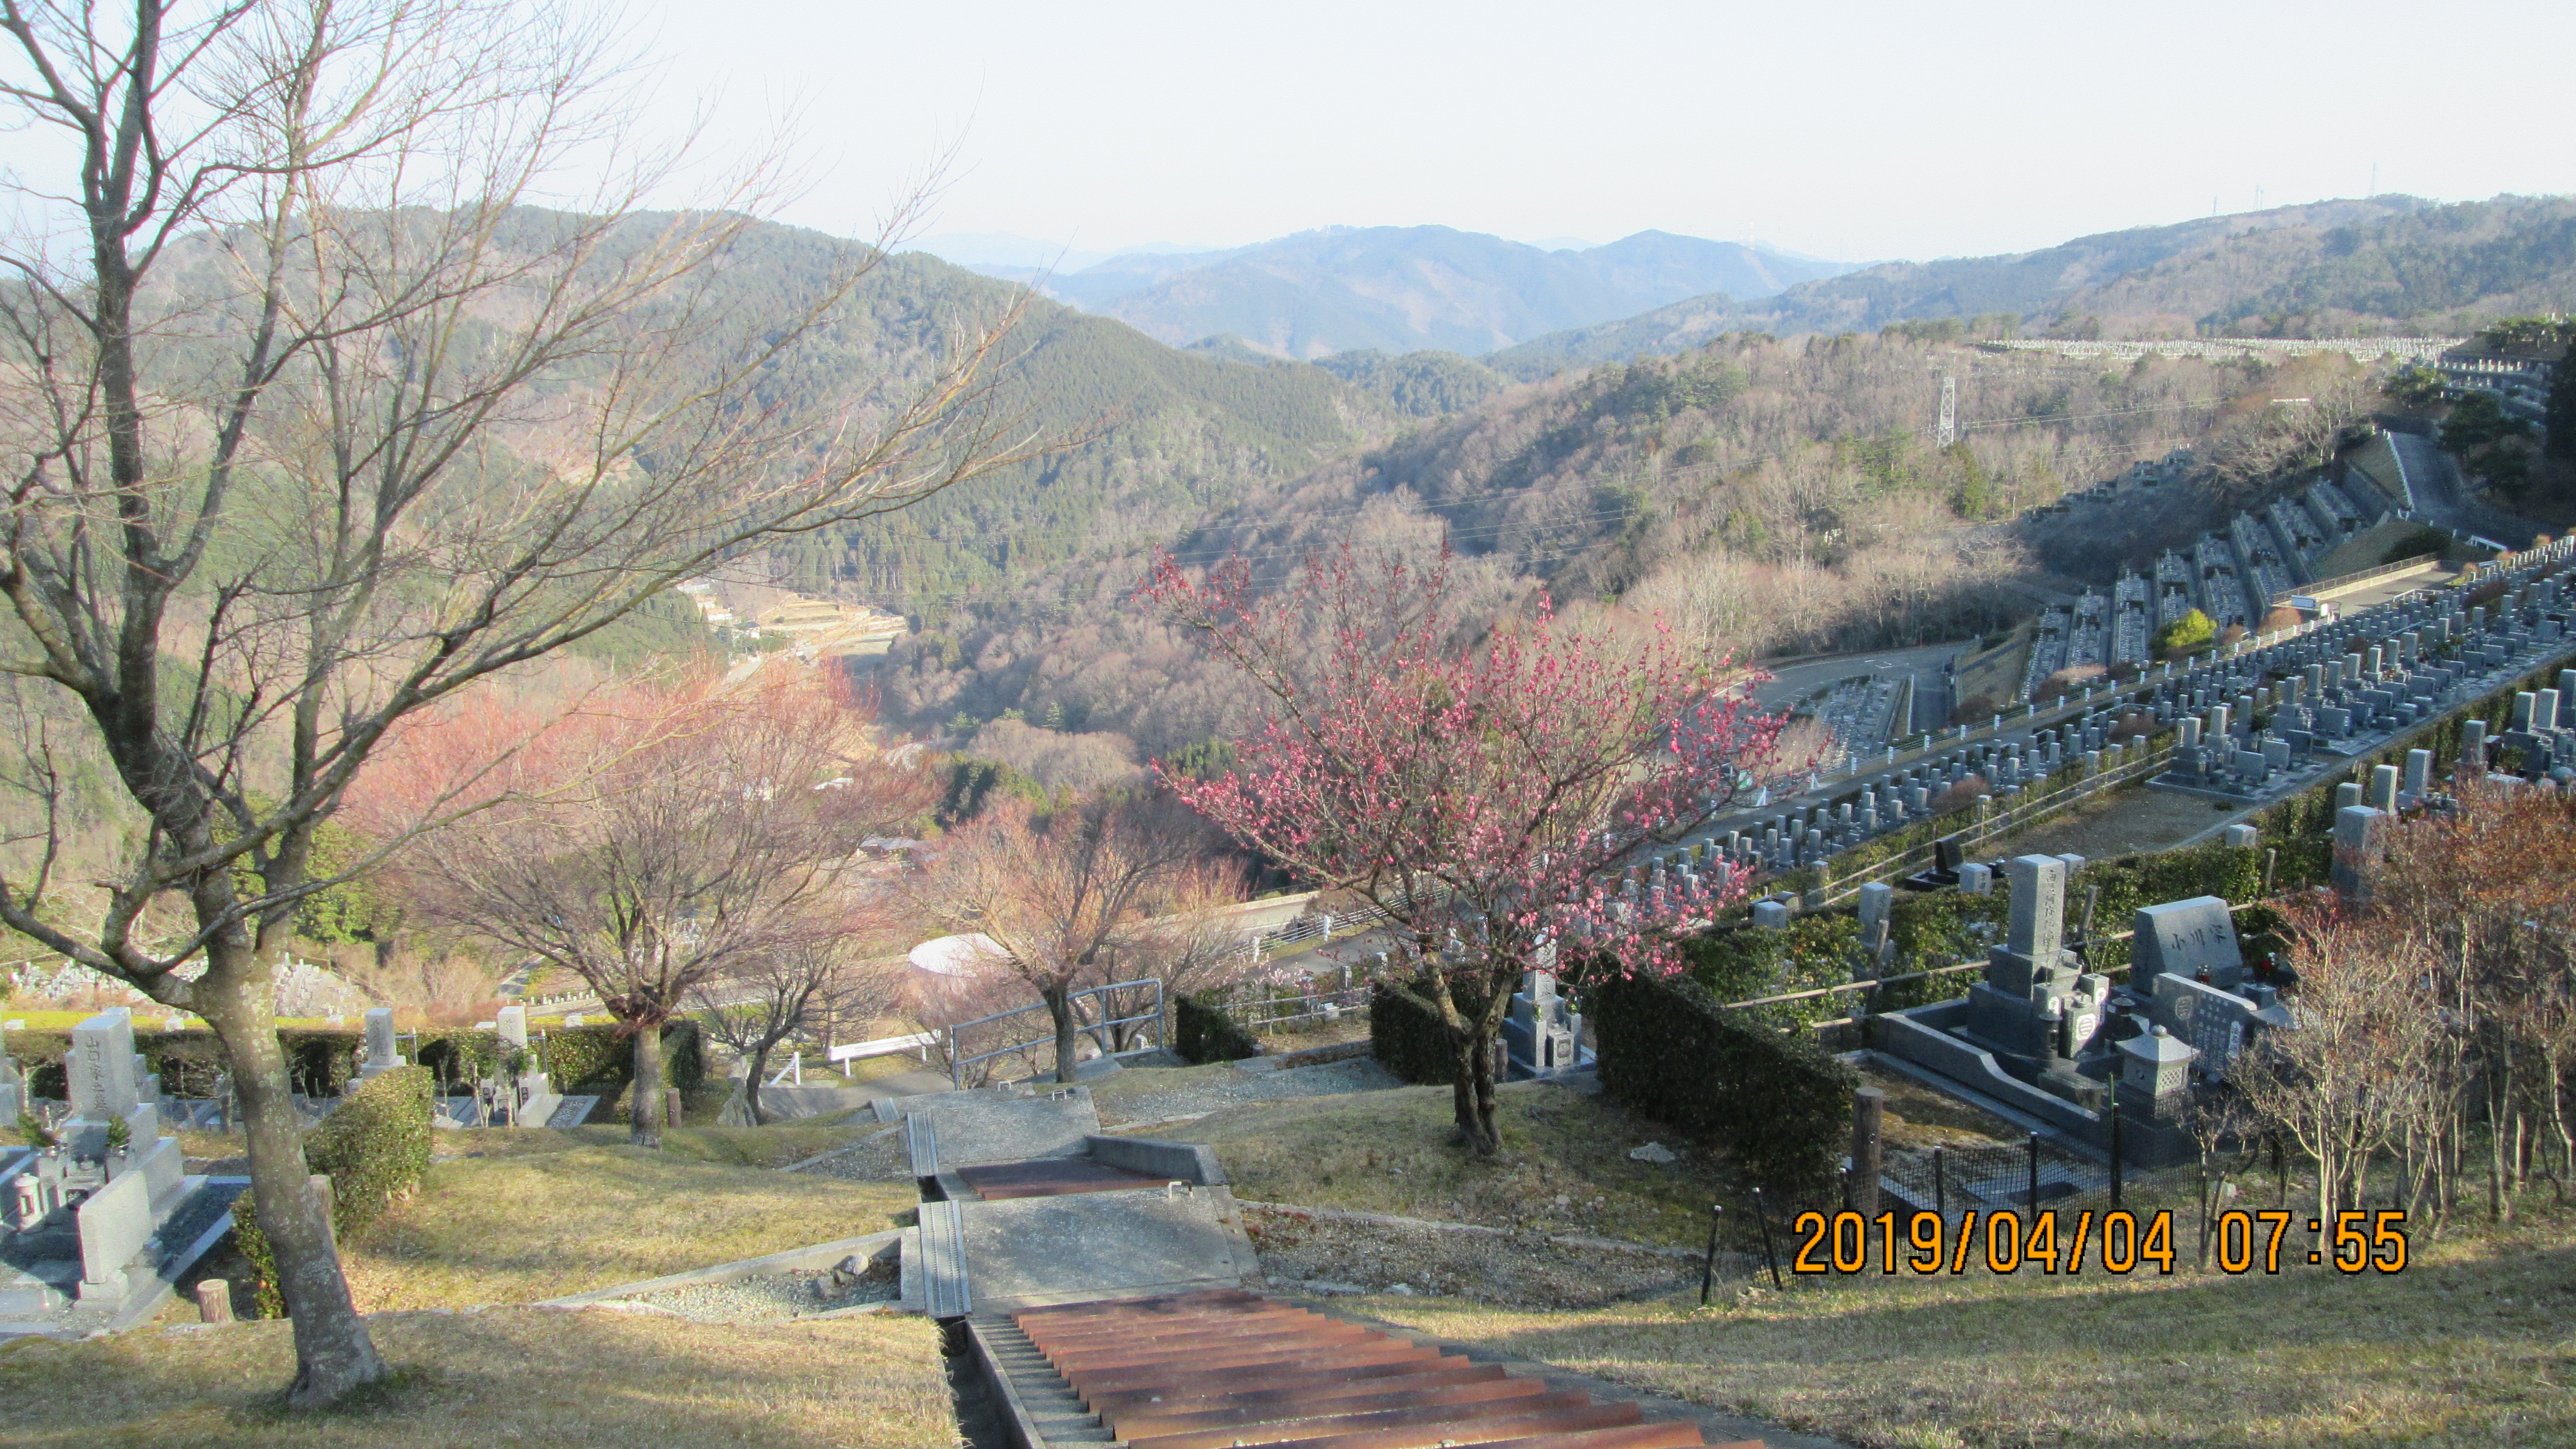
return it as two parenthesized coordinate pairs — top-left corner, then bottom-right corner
(940, 977), (1164, 1087)
(2269, 550), (2446, 607)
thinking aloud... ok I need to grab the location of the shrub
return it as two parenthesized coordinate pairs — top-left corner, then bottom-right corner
(537, 1020), (703, 1096)
(1592, 970), (1856, 1197)
(1367, 972), (1493, 1085)
(1173, 992), (1261, 1064)
(236, 1064), (435, 1318)
(2153, 608), (2215, 659)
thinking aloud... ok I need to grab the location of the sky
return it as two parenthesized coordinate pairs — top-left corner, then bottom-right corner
(619, 0), (2576, 266)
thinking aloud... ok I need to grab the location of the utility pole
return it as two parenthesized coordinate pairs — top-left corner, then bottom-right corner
(1938, 375), (1957, 448)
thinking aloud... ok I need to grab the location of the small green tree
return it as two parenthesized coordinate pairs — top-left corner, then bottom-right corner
(2154, 609), (2217, 659)
(2385, 365), (2448, 410)
(2441, 394), (2532, 456)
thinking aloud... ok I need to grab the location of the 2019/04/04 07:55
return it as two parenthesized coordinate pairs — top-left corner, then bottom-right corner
(1787, 1209), (2412, 1275)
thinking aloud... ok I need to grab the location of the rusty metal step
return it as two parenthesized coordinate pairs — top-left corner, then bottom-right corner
(1008, 1292), (1735, 1449)
(1107, 1375), (1553, 1439)
(1123, 1388), (1604, 1448)
(1081, 1353), (1482, 1412)
(1092, 1362), (1512, 1423)
(956, 1157), (1168, 1200)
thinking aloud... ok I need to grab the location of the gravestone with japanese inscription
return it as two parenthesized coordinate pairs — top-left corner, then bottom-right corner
(2129, 897), (2246, 991)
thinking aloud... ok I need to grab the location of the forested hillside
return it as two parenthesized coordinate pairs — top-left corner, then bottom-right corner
(876, 332), (2336, 765)
(655, 224), (1413, 607)
(1487, 195), (2576, 371)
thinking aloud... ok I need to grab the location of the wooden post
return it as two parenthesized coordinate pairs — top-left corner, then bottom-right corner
(309, 1173), (337, 1258)
(195, 1280), (235, 1324)
(1851, 1087), (1884, 1220)
(666, 1086), (685, 1128)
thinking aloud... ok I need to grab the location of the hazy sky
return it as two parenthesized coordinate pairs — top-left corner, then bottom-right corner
(509, 2), (2575, 262)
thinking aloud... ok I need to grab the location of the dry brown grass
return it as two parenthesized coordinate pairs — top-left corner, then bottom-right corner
(1355, 1212), (2576, 1449)
(0, 1306), (956, 1448)
(338, 1129), (915, 1310)
(1155, 1079), (1745, 1248)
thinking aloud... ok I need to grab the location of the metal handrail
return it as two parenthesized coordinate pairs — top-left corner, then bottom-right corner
(943, 977), (1165, 1087)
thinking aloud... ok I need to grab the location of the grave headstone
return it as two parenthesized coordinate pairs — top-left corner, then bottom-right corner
(2130, 896), (2243, 989)
(1959, 862), (1992, 895)
(358, 1006), (402, 1081)
(2368, 764), (2400, 813)
(496, 1005), (528, 1051)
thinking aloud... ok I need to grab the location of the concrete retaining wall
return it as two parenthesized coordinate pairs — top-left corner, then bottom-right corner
(1874, 1007), (2102, 1139)
(1084, 1134), (1226, 1186)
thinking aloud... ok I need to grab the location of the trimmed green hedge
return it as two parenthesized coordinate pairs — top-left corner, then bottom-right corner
(6, 1028), (364, 1101)
(237, 1064), (435, 1318)
(1593, 970), (1856, 1197)
(2, 1019), (702, 1104)
(1367, 972), (1494, 1085)
(1173, 993), (1261, 1064)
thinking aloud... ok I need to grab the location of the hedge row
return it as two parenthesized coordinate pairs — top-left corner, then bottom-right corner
(1592, 970), (1856, 1197)
(1173, 993), (1261, 1064)
(0, 1019), (703, 1101)
(1367, 972), (1493, 1085)
(238, 1064), (436, 1318)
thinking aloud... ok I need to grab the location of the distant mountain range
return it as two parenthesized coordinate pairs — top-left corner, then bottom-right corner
(939, 225), (1857, 359)
(1491, 195), (2576, 373)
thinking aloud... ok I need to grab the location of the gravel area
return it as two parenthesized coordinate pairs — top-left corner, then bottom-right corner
(788, 1132), (912, 1182)
(1246, 1204), (1707, 1309)
(1097, 1058), (1402, 1129)
(630, 1266), (896, 1323)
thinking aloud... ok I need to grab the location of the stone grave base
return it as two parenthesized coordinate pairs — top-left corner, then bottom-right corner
(0, 1175), (248, 1340)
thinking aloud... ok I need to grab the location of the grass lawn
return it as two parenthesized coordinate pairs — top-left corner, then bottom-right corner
(1153, 1078), (1747, 1248)
(1356, 1212), (2576, 1449)
(0, 1307), (955, 1449)
(337, 1128), (914, 1310)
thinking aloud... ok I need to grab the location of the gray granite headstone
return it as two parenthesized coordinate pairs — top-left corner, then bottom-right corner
(496, 1005), (528, 1051)
(67, 1010), (143, 1119)
(2131, 896), (2243, 987)
(2005, 855), (2066, 962)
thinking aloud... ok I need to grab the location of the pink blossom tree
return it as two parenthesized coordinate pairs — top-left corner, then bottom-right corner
(1144, 547), (1787, 1154)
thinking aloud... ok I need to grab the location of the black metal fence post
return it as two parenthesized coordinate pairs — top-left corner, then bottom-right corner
(1753, 1188), (1782, 1290)
(1699, 1205), (1723, 1305)
(2109, 1104), (2124, 1210)
(2025, 1132), (2042, 1225)
(1934, 1146), (1947, 1219)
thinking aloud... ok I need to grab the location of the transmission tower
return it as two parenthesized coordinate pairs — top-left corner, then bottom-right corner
(1937, 375), (1957, 448)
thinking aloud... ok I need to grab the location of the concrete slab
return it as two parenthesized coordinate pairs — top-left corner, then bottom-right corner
(955, 1185), (1259, 1311)
(903, 1087), (1100, 1172)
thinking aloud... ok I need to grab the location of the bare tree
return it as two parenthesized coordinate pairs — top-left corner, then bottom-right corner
(377, 673), (937, 1145)
(696, 940), (903, 1126)
(912, 791), (1203, 1083)
(0, 0), (1031, 1401)
(2232, 901), (2442, 1224)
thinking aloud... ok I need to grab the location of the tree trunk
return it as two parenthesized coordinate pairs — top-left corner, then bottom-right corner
(1450, 1026), (1500, 1156)
(1045, 984), (1079, 1085)
(745, 1043), (770, 1127)
(631, 1024), (665, 1149)
(201, 951), (386, 1407)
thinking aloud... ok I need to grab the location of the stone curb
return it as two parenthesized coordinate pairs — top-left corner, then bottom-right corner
(534, 1228), (905, 1308)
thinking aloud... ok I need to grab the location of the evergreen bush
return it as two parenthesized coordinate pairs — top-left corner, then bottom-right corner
(1592, 970), (1855, 1197)
(1173, 992), (1261, 1064)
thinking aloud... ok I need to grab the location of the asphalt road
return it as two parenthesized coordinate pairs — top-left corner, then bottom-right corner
(1746, 640), (1966, 737)
(2389, 430), (2550, 551)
